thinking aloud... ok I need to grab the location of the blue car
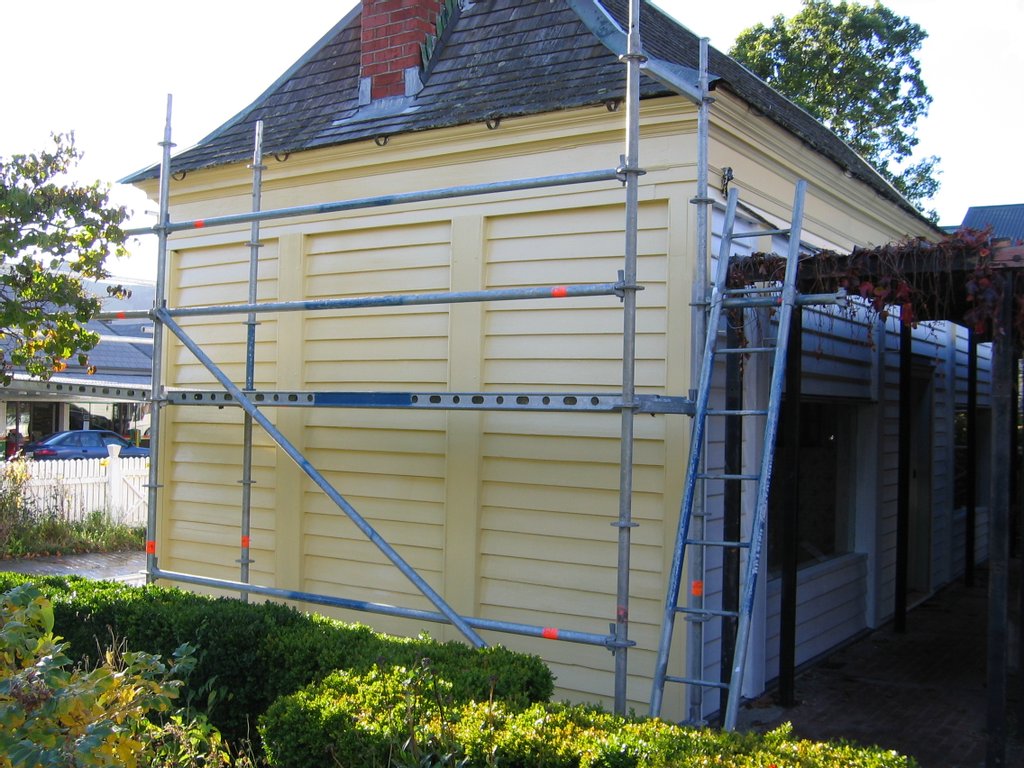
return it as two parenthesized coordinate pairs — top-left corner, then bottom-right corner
(21, 430), (150, 460)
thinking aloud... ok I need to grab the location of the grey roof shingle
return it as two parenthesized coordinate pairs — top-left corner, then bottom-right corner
(961, 204), (1024, 241)
(122, 0), (925, 222)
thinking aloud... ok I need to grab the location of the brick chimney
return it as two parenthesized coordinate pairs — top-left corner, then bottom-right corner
(360, 0), (443, 102)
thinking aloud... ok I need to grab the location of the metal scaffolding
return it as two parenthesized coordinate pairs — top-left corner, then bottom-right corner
(119, 0), (712, 715)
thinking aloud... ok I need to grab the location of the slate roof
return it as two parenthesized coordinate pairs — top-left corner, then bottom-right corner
(961, 204), (1024, 241)
(122, 0), (923, 221)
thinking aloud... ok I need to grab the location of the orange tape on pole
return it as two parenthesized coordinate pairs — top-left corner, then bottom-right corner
(541, 627), (559, 640)
(691, 580), (704, 597)
(241, 535), (251, 548)
(551, 286), (568, 298)
(145, 540), (156, 555)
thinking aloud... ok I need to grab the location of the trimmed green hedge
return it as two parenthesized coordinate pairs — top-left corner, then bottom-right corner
(261, 665), (918, 768)
(0, 572), (553, 743)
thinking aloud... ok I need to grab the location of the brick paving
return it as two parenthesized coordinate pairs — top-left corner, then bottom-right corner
(739, 569), (1022, 767)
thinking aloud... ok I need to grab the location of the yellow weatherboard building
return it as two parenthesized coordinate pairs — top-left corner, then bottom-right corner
(125, 0), (984, 723)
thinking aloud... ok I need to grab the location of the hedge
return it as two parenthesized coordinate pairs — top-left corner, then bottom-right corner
(261, 665), (918, 768)
(0, 572), (554, 744)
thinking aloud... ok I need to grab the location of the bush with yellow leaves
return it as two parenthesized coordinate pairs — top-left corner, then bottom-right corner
(0, 583), (234, 768)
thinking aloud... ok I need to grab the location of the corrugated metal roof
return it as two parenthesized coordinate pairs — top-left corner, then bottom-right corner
(121, 0), (925, 223)
(961, 204), (1024, 241)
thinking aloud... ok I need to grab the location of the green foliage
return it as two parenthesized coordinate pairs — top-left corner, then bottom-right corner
(0, 462), (33, 557)
(261, 665), (919, 768)
(731, 0), (940, 213)
(0, 133), (129, 383)
(0, 462), (144, 558)
(0, 572), (554, 746)
(0, 583), (233, 768)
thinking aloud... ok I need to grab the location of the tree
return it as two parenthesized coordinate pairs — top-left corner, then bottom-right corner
(0, 134), (128, 384)
(730, 0), (940, 216)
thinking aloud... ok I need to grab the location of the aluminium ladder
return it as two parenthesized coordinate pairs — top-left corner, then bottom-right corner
(650, 180), (807, 729)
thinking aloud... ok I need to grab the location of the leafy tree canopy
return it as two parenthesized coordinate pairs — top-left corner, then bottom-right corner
(0, 133), (128, 384)
(730, 0), (940, 216)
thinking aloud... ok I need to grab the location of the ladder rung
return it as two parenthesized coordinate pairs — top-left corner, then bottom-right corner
(717, 346), (774, 354)
(663, 674), (730, 690)
(685, 538), (751, 549)
(721, 296), (784, 309)
(697, 472), (760, 481)
(722, 286), (781, 296)
(706, 408), (768, 416)
(728, 227), (790, 239)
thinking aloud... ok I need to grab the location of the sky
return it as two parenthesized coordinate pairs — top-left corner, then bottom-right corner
(2, 1), (1021, 280)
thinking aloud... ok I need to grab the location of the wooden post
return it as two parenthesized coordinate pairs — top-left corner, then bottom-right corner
(966, 329), (978, 586)
(106, 444), (124, 524)
(895, 317), (911, 633)
(778, 306), (802, 707)
(986, 272), (1012, 768)
(721, 314), (742, 693)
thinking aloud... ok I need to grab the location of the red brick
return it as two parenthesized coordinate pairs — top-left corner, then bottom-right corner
(360, 61), (389, 77)
(360, 0), (441, 98)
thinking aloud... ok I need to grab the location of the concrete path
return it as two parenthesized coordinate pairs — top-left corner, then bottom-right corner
(0, 550), (146, 585)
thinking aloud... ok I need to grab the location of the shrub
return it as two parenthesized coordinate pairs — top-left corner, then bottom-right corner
(0, 583), (235, 768)
(0, 462), (33, 557)
(0, 572), (554, 745)
(261, 665), (919, 768)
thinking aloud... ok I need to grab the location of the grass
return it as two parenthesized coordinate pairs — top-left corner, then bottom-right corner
(0, 461), (144, 559)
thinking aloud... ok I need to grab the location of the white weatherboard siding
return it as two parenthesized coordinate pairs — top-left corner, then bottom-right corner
(765, 553), (868, 677)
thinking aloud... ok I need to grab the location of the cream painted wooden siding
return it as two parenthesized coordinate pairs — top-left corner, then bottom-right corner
(299, 220), (453, 619)
(476, 201), (670, 706)
(163, 240), (282, 585)
(157, 177), (687, 715)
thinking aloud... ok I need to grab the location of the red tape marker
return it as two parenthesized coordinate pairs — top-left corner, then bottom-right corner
(116, 311), (127, 319)
(241, 535), (251, 548)
(551, 286), (568, 298)
(691, 580), (704, 597)
(145, 540), (156, 554)
(194, 220), (206, 229)
(541, 627), (559, 640)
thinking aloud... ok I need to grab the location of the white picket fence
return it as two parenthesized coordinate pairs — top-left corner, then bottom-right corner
(16, 452), (149, 526)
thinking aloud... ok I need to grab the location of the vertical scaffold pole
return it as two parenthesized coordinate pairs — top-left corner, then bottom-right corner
(145, 95), (175, 581)
(239, 121), (265, 599)
(685, 37), (712, 724)
(613, 0), (643, 715)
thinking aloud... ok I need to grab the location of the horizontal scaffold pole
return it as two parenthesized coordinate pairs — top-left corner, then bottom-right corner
(163, 389), (694, 415)
(156, 308), (487, 649)
(125, 168), (623, 236)
(150, 567), (630, 650)
(97, 282), (629, 322)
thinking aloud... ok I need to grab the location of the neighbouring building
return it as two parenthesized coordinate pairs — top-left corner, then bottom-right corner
(1, 278), (154, 446)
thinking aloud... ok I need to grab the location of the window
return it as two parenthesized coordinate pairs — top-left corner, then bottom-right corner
(768, 400), (856, 571)
(78, 432), (103, 448)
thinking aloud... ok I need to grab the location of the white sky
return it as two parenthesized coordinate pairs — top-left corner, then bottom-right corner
(2, 1), (1020, 280)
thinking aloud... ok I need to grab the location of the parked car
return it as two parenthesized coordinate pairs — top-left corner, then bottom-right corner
(20, 430), (150, 460)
